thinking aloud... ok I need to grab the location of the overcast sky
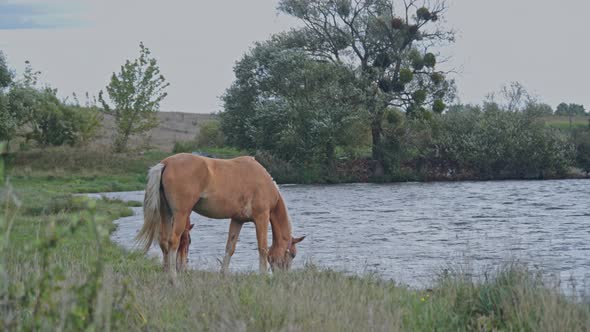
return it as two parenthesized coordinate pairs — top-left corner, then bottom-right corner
(0, 0), (588, 113)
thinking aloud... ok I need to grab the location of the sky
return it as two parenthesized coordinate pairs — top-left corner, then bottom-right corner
(0, 0), (589, 113)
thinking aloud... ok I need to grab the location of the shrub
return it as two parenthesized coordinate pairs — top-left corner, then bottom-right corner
(196, 120), (224, 148)
(383, 106), (574, 180)
(574, 128), (590, 175)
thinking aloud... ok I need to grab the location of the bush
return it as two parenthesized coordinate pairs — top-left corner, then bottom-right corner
(6, 86), (101, 147)
(172, 140), (197, 154)
(383, 106), (574, 180)
(196, 120), (224, 148)
(574, 128), (590, 175)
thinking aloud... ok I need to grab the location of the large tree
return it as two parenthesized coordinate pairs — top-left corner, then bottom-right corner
(222, 37), (365, 165)
(277, 0), (455, 164)
(99, 42), (169, 152)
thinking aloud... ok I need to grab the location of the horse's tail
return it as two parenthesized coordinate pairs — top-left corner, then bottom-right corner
(136, 163), (165, 253)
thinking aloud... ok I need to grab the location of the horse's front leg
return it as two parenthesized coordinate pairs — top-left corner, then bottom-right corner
(253, 212), (270, 274)
(221, 218), (243, 274)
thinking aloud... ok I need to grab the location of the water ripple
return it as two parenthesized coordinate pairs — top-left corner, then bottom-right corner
(99, 179), (590, 289)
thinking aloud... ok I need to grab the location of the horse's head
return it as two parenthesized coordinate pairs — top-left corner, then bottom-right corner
(268, 236), (305, 271)
(176, 223), (194, 271)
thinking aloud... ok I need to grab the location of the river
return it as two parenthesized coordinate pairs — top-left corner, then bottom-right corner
(88, 179), (590, 290)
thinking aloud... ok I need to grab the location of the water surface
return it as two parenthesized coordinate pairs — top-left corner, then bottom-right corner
(90, 179), (590, 289)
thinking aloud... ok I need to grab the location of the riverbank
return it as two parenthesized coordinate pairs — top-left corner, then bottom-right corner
(5, 146), (589, 188)
(2, 155), (590, 330)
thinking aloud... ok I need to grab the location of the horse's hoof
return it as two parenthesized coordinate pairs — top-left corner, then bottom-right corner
(169, 276), (178, 287)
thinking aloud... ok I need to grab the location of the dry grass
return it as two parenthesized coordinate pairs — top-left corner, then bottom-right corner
(96, 112), (217, 151)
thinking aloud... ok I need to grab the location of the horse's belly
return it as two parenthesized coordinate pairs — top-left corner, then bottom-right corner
(192, 198), (228, 219)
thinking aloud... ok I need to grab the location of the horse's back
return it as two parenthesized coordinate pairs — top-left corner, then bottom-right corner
(160, 153), (279, 219)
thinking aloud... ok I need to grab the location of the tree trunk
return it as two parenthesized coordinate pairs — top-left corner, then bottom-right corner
(325, 138), (335, 168)
(114, 132), (130, 153)
(371, 110), (384, 162)
(370, 109), (385, 177)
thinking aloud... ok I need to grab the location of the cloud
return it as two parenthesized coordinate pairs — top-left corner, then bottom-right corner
(0, 1), (87, 30)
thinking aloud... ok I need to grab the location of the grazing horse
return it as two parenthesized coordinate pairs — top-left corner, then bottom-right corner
(135, 153), (305, 280)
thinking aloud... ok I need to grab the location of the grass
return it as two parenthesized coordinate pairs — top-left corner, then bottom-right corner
(543, 115), (590, 130)
(1, 147), (590, 330)
(6, 146), (169, 193)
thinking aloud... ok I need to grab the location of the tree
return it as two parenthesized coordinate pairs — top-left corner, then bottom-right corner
(555, 103), (586, 116)
(196, 120), (224, 148)
(0, 51), (12, 88)
(524, 102), (553, 117)
(0, 51), (14, 142)
(574, 128), (590, 176)
(499, 81), (532, 112)
(221, 38), (364, 166)
(99, 42), (169, 152)
(2, 60), (101, 147)
(277, 0), (455, 165)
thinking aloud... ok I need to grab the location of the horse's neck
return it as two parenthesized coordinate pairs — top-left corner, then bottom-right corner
(270, 194), (292, 248)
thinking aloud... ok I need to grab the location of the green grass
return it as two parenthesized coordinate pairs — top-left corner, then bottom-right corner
(6, 146), (169, 192)
(543, 115), (590, 130)
(1, 148), (590, 330)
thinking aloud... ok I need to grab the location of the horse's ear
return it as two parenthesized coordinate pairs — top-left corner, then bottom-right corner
(292, 236), (305, 244)
(189, 223), (195, 230)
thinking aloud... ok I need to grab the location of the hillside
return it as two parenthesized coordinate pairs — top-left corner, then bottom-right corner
(95, 111), (218, 151)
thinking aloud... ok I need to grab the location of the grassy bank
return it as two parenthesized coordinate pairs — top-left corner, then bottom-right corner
(543, 115), (590, 130)
(7, 145), (589, 188)
(1, 149), (589, 330)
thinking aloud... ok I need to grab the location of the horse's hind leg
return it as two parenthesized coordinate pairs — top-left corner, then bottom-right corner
(159, 210), (172, 272)
(168, 210), (191, 282)
(221, 218), (244, 274)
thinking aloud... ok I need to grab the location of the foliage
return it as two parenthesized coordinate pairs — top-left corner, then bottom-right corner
(524, 102), (553, 117)
(383, 104), (574, 180)
(0, 53), (15, 141)
(277, 0), (456, 162)
(196, 120), (224, 148)
(222, 38), (365, 166)
(0, 92), (14, 142)
(573, 127), (590, 175)
(0, 58), (101, 146)
(7, 86), (101, 146)
(0, 51), (13, 89)
(99, 43), (169, 152)
(555, 102), (587, 116)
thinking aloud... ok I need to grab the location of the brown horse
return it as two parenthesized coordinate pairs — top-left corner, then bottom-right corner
(135, 153), (305, 280)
